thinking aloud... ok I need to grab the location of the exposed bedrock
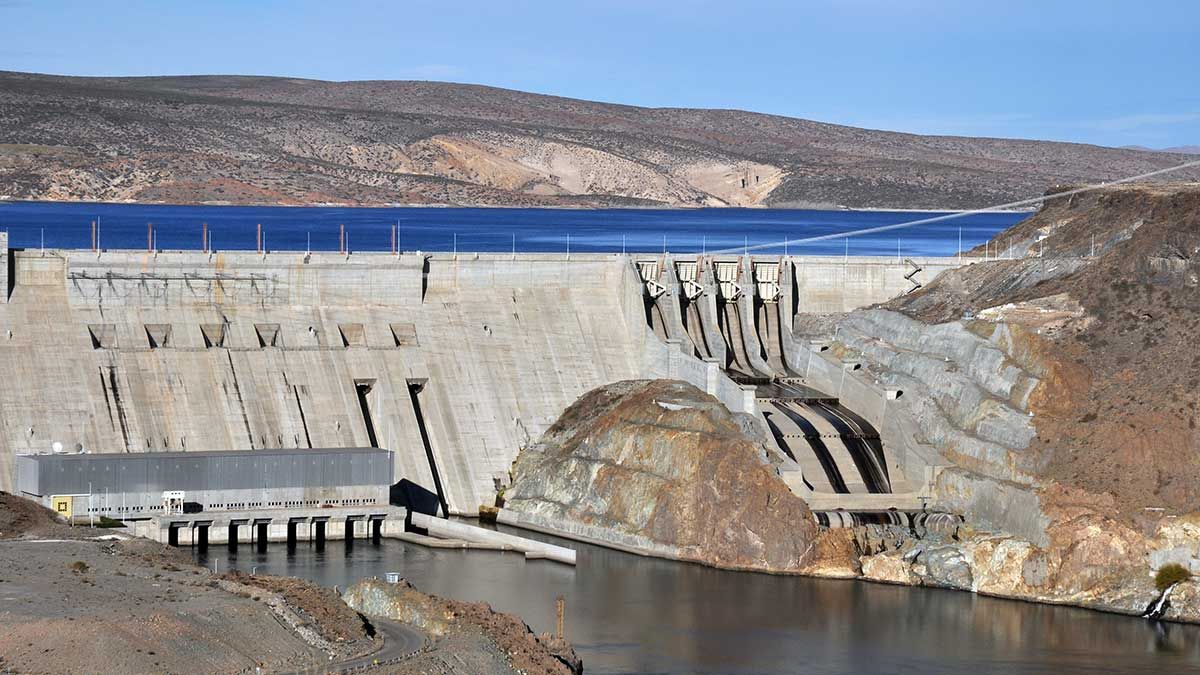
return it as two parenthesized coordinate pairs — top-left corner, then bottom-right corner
(343, 578), (582, 675)
(823, 185), (1200, 622)
(832, 308), (1080, 544)
(502, 379), (819, 572)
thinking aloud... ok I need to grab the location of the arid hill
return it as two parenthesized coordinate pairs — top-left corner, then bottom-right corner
(1, 70), (1198, 208)
(889, 183), (1200, 518)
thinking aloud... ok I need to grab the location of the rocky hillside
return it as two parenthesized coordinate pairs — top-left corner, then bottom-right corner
(503, 379), (819, 573)
(889, 183), (1200, 519)
(802, 183), (1200, 620)
(2, 70), (1198, 208)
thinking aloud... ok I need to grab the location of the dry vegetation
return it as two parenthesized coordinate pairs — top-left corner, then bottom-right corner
(2, 71), (1198, 208)
(888, 183), (1200, 519)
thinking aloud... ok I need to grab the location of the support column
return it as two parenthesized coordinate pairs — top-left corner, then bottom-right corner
(0, 231), (8, 304)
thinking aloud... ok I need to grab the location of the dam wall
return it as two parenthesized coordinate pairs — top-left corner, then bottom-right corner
(789, 255), (966, 312)
(0, 249), (640, 515)
(0, 244), (964, 516)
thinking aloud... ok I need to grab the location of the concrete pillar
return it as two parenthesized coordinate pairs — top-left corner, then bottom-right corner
(0, 231), (7, 303)
(664, 338), (682, 378)
(739, 384), (757, 415)
(703, 357), (720, 396)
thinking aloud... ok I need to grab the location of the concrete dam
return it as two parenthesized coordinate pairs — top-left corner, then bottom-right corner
(0, 231), (966, 519)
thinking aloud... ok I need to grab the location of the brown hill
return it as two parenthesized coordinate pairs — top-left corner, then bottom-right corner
(2, 71), (1198, 208)
(887, 183), (1200, 517)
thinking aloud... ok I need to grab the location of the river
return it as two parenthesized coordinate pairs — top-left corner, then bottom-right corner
(0, 201), (1024, 256)
(196, 528), (1200, 674)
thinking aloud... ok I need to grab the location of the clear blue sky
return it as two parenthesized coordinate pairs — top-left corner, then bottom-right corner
(3, 0), (1197, 148)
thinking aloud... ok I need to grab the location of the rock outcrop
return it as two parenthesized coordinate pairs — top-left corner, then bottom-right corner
(503, 379), (819, 573)
(813, 184), (1200, 623)
(343, 578), (582, 675)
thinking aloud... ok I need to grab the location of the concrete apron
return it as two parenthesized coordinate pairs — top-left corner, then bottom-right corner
(131, 506), (577, 565)
(410, 511), (576, 565)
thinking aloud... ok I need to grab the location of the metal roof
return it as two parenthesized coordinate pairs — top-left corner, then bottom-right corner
(17, 447), (389, 462)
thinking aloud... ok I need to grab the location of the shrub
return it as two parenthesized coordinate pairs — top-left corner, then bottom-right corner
(69, 561), (89, 574)
(1155, 563), (1191, 592)
(96, 516), (125, 528)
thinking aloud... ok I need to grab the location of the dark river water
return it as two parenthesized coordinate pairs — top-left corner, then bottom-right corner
(196, 528), (1200, 675)
(0, 201), (1024, 256)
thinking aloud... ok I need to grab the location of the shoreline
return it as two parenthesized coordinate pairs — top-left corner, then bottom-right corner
(496, 515), (1194, 627)
(0, 196), (1036, 214)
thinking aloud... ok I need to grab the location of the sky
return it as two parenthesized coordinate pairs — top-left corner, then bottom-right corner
(1, 0), (1198, 149)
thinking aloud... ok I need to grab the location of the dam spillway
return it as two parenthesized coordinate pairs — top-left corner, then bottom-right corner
(0, 231), (966, 517)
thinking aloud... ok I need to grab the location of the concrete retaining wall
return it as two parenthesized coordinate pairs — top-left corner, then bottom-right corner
(790, 255), (965, 312)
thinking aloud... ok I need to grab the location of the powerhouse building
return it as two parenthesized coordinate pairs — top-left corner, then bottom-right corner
(15, 447), (393, 518)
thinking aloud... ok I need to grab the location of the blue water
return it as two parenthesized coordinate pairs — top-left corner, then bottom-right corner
(0, 201), (1026, 256)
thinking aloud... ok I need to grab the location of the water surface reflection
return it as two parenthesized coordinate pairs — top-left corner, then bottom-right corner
(198, 530), (1200, 674)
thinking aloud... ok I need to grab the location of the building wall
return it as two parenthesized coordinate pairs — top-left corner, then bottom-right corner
(17, 448), (392, 517)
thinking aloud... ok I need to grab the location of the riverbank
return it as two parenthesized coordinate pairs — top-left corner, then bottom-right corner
(0, 195), (1037, 213)
(0, 492), (581, 674)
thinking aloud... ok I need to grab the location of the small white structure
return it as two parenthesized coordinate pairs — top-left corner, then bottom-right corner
(162, 490), (185, 515)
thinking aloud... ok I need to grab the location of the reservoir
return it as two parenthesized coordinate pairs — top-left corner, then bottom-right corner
(198, 529), (1200, 675)
(0, 201), (1023, 256)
